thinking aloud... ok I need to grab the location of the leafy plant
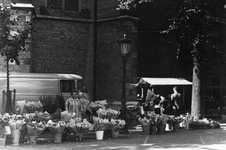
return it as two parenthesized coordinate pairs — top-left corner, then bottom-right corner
(39, 95), (63, 114)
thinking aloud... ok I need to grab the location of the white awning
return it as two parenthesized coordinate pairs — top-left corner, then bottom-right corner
(141, 78), (192, 85)
(11, 3), (34, 8)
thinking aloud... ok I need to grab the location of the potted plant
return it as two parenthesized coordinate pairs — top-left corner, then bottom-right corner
(157, 115), (168, 134)
(110, 119), (125, 138)
(46, 120), (66, 143)
(8, 114), (25, 145)
(138, 117), (151, 134)
(66, 117), (91, 141)
(26, 121), (46, 144)
(39, 95), (63, 115)
(93, 117), (109, 140)
(0, 113), (10, 146)
(148, 114), (161, 135)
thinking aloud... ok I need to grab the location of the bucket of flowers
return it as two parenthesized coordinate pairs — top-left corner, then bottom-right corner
(179, 113), (192, 130)
(168, 115), (183, 131)
(138, 117), (151, 134)
(110, 119), (125, 138)
(93, 117), (110, 140)
(26, 120), (46, 144)
(0, 113), (10, 145)
(46, 120), (66, 143)
(66, 117), (90, 141)
(8, 114), (25, 145)
(148, 114), (160, 135)
(157, 115), (168, 134)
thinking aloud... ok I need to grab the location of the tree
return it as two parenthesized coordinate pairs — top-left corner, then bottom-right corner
(0, 2), (33, 113)
(117, 0), (226, 118)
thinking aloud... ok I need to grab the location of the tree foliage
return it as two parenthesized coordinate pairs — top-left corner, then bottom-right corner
(118, 0), (226, 118)
(0, 3), (32, 65)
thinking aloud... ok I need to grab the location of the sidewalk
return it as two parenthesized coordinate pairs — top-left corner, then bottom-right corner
(2, 121), (226, 150)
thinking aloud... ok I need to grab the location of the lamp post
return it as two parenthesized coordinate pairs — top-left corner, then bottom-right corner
(117, 34), (132, 133)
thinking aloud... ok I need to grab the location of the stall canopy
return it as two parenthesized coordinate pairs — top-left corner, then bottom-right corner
(141, 78), (192, 85)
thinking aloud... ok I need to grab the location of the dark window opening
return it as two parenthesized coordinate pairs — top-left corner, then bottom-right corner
(60, 80), (75, 93)
(47, 0), (79, 12)
(65, 0), (79, 12)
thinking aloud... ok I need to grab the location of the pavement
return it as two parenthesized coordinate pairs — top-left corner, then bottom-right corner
(1, 122), (226, 150)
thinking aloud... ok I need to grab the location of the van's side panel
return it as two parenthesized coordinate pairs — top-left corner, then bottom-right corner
(0, 78), (59, 101)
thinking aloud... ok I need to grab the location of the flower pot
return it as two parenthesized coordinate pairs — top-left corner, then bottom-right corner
(29, 135), (37, 144)
(173, 123), (179, 131)
(12, 130), (20, 145)
(149, 125), (157, 135)
(0, 138), (6, 146)
(142, 125), (150, 134)
(95, 131), (104, 140)
(165, 123), (173, 131)
(53, 133), (62, 143)
(111, 130), (120, 138)
(157, 124), (166, 134)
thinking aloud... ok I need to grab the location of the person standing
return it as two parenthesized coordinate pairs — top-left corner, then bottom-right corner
(171, 86), (181, 116)
(65, 90), (82, 118)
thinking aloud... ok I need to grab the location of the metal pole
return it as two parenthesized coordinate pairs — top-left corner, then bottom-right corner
(120, 56), (128, 133)
(6, 58), (11, 113)
(93, 0), (97, 102)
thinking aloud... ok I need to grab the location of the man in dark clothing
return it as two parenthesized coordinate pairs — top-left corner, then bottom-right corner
(171, 86), (181, 116)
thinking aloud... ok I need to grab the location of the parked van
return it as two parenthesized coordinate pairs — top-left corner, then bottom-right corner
(0, 72), (86, 106)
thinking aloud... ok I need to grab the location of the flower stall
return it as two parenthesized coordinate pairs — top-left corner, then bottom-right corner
(0, 91), (222, 147)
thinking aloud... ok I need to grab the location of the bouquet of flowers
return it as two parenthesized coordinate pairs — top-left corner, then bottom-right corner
(158, 115), (168, 125)
(46, 120), (66, 134)
(66, 118), (90, 133)
(89, 100), (107, 111)
(138, 117), (151, 126)
(8, 114), (25, 131)
(26, 121), (46, 136)
(167, 115), (183, 124)
(96, 108), (108, 119)
(24, 101), (43, 113)
(106, 108), (120, 119)
(35, 111), (51, 122)
(23, 113), (36, 123)
(0, 113), (10, 138)
(61, 111), (74, 122)
(93, 116), (111, 131)
(110, 119), (125, 131)
(148, 114), (161, 126)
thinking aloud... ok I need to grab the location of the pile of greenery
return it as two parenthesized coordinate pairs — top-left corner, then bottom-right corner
(39, 95), (65, 114)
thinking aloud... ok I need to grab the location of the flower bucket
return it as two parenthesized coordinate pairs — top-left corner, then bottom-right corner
(222, 115), (226, 120)
(12, 130), (20, 145)
(184, 120), (189, 130)
(149, 125), (157, 135)
(112, 130), (120, 138)
(173, 123), (179, 131)
(157, 124), (166, 134)
(53, 133), (62, 143)
(165, 123), (173, 131)
(0, 138), (6, 146)
(29, 135), (37, 144)
(96, 131), (104, 140)
(142, 125), (150, 134)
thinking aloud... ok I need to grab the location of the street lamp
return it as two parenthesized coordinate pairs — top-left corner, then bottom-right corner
(117, 34), (132, 133)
